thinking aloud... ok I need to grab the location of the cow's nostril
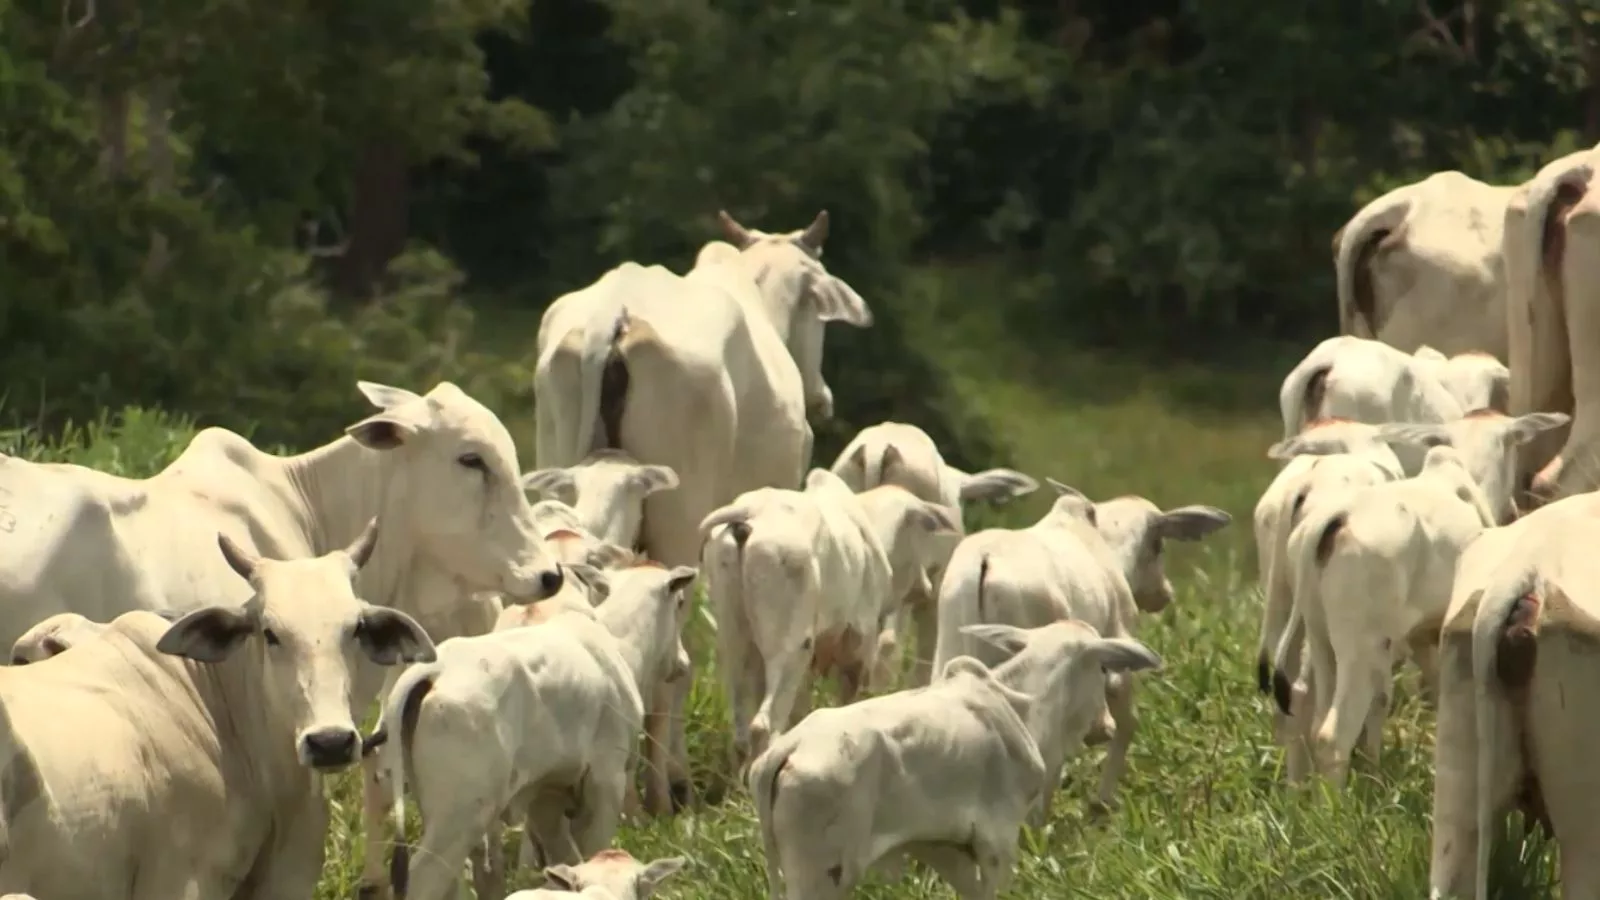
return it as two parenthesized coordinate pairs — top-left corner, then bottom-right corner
(539, 568), (565, 596)
(302, 727), (359, 767)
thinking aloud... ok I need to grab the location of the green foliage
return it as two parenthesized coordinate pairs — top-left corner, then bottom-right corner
(0, 405), (198, 474)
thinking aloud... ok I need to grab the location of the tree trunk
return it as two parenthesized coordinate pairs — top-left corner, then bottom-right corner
(143, 80), (174, 278)
(331, 139), (411, 303)
(98, 87), (129, 178)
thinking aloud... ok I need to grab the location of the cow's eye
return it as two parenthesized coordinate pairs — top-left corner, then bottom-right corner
(457, 452), (487, 472)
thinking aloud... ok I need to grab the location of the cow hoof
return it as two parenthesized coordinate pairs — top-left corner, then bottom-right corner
(669, 778), (693, 813)
(1086, 799), (1116, 821)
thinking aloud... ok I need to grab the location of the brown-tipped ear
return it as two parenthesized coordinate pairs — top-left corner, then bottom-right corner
(217, 533), (260, 582)
(717, 209), (757, 249)
(800, 209), (830, 250)
(345, 518), (380, 572)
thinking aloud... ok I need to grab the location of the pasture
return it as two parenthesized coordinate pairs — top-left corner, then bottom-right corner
(1, 268), (1549, 900)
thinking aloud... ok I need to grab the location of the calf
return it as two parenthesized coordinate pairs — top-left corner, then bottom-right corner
(699, 469), (960, 767)
(931, 479), (1230, 809)
(10, 610), (170, 664)
(376, 563), (697, 900)
(750, 619), (1161, 900)
(830, 421), (1038, 686)
(1280, 337), (1510, 473)
(1369, 410), (1569, 525)
(0, 519), (434, 900)
(505, 849), (686, 900)
(1273, 446), (1496, 787)
(1253, 420), (1406, 779)
(522, 450), (680, 550)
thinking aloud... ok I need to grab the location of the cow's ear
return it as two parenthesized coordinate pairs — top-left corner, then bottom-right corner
(156, 605), (258, 663)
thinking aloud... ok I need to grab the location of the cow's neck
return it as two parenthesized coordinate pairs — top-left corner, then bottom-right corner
(190, 645), (309, 799)
(991, 655), (1069, 766)
(278, 437), (422, 617)
(596, 599), (659, 699)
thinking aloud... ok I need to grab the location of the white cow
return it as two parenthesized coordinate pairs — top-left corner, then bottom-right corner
(1503, 144), (1600, 506)
(376, 563), (698, 900)
(1332, 169), (1515, 360)
(930, 480), (1230, 809)
(521, 450), (679, 550)
(1252, 421), (1406, 780)
(829, 421), (1039, 686)
(11, 611), (125, 664)
(504, 849), (686, 900)
(0, 380), (564, 656)
(1273, 446), (1496, 787)
(1426, 492), (1600, 899)
(0, 520), (436, 900)
(1278, 336), (1508, 473)
(698, 469), (960, 766)
(534, 211), (872, 814)
(750, 620), (1161, 900)
(1280, 410), (1570, 530)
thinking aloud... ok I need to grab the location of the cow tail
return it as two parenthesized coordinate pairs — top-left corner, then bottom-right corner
(749, 739), (797, 900)
(382, 663), (439, 900)
(572, 306), (632, 462)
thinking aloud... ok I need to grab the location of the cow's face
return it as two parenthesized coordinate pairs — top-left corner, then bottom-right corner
(344, 380), (567, 604)
(156, 520), (436, 771)
(521, 450), (678, 550)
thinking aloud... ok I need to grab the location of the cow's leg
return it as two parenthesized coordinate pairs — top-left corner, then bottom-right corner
(469, 835), (505, 900)
(569, 766), (629, 859)
(1092, 671), (1138, 810)
(913, 845), (987, 900)
(1282, 670), (1315, 785)
(910, 586), (940, 688)
(358, 753), (393, 899)
(717, 600), (763, 770)
(750, 651), (810, 761)
(407, 808), (499, 900)
(640, 698), (675, 818)
(1409, 633), (1442, 708)
(1313, 635), (1388, 789)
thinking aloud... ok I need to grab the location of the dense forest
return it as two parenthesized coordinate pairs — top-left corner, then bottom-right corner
(3, 0), (1595, 464)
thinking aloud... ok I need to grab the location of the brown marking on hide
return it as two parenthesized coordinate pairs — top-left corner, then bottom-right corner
(1351, 222), (1408, 336)
(1463, 408), (1509, 421)
(0, 745), (43, 819)
(809, 627), (865, 676)
(503, 600), (567, 628)
(1302, 416), (1357, 430)
(1495, 585), (1567, 836)
(589, 848), (636, 863)
(1313, 513), (1348, 567)
(1541, 177), (1589, 298)
(1303, 366), (1331, 424)
(544, 529), (585, 542)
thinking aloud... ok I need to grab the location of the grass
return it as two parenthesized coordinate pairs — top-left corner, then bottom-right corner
(4, 262), (1558, 899)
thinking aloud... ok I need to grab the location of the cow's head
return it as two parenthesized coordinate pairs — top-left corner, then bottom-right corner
(156, 519), (436, 771)
(1044, 479), (1232, 613)
(715, 209), (873, 422)
(541, 849), (687, 900)
(345, 380), (566, 604)
(598, 563), (699, 685)
(1377, 410), (1571, 525)
(521, 450), (678, 550)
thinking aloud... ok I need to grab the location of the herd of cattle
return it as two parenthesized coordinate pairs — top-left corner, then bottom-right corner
(0, 162), (1595, 900)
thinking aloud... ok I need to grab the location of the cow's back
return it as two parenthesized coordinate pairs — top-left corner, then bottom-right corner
(0, 614), (266, 900)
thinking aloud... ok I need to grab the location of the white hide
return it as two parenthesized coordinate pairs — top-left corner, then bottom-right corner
(829, 421), (1038, 686)
(930, 480), (1230, 808)
(1275, 446), (1495, 788)
(749, 620), (1160, 900)
(1333, 169), (1515, 360)
(375, 564), (696, 900)
(698, 469), (960, 765)
(0, 523), (435, 900)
